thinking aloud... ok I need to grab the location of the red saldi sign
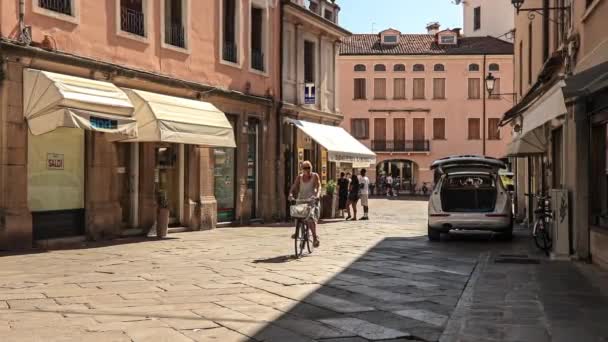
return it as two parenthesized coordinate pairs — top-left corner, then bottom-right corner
(47, 153), (64, 170)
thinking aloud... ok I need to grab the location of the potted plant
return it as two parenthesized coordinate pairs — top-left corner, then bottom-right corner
(321, 180), (336, 219)
(156, 191), (169, 238)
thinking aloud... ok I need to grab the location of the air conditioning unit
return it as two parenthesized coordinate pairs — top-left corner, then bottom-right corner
(550, 189), (570, 260)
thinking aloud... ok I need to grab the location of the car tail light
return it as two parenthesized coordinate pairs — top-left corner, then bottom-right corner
(485, 214), (509, 217)
(430, 213), (451, 217)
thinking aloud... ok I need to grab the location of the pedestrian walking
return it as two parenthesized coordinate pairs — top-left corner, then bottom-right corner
(346, 171), (360, 220)
(386, 174), (393, 197)
(359, 169), (370, 220)
(337, 172), (350, 218)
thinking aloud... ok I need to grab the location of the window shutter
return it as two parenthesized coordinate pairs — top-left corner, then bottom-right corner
(488, 118), (500, 140)
(433, 78), (446, 99)
(374, 78), (386, 99)
(468, 118), (481, 140)
(433, 118), (446, 140)
(468, 78), (480, 99)
(354, 78), (366, 99)
(393, 78), (406, 99)
(413, 78), (425, 99)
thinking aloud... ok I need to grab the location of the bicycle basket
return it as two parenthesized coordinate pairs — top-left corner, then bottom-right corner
(290, 203), (311, 218)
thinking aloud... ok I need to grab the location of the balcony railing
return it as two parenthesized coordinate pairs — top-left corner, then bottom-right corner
(223, 42), (238, 63)
(39, 0), (72, 15)
(371, 140), (430, 152)
(251, 49), (265, 72)
(120, 7), (145, 37)
(165, 23), (185, 48)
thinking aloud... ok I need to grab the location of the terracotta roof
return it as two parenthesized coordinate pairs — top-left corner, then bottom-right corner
(340, 34), (514, 56)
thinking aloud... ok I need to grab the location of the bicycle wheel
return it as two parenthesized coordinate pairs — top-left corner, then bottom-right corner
(533, 220), (551, 255)
(294, 221), (307, 258)
(305, 225), (314, 254)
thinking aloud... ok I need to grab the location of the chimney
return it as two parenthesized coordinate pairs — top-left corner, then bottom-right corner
(426, 22), (440, 35)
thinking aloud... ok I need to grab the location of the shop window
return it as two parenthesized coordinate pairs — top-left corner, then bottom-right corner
(214, 119), (237, 222)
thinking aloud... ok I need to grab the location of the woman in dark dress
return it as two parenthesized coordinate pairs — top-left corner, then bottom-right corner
(346, 171), (360, 220)
(337, 172), (350, 218)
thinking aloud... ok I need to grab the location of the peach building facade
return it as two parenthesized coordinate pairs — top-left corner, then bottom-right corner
(0, 0), (282, 249)
(339, 27), (514, 190)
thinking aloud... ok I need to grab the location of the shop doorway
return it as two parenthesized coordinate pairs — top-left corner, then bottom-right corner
(376, 159), (419, 194)
(155, 144), (183, 226)
(28, 128), (85, 240)
(247, 118), (260, 218)
(214, 117), (237, 222)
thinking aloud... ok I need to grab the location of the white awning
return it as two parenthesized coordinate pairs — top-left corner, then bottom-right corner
(120, 89), (236, 148)
(286, 118), (376, 165)
(23, 69), (137, 139)
(520, 80), (567, 136)
(506, 127), (547, 157)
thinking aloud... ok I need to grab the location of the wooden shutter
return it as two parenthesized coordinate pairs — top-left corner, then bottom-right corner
(394, 78), (406, 99)
(488, 118), (500, 140)
(394, 118), (405, 141)
(413, 118), (425, 140)
(351, 119), (369, 139)
(433, 118), (445, 140)
(433, 78), (446, 99)
(354, 78), (366, 99)
(468, 78), (480, 99)
(468, 118), (481, 140)
(374, 118), (386, 140)
(374, 78), (386, 99)
(413, 78), (425, 99)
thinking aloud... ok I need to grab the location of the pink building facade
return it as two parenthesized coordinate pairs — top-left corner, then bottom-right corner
(339, 28), (514, 191)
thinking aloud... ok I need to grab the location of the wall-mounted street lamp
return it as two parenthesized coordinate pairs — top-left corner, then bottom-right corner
(485, 73), (517, 102)
(511, 0), (570, 16)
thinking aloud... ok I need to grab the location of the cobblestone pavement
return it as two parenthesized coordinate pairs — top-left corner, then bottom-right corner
(0, 198), (607, 342)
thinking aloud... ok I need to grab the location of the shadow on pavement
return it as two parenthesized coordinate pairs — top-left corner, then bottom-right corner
(243, 231), (527, 342)
(253, 255), (300, 264)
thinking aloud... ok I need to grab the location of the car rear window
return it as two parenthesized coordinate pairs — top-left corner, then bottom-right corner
(444, 175), (495, 189)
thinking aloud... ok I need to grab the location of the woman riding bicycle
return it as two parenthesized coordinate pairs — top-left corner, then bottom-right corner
(288, 160), (321, 247)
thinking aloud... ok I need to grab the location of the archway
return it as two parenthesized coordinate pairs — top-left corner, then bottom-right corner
(375, 159), (420, 194)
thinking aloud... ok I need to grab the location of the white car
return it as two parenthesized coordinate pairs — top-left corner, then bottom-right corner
(427, 155), (513, 241)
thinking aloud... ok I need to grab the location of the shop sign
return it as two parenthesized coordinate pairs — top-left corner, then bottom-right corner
(304, 83), (316, 105)
(298, 147), (305, 172)
(47, 153), (64, 170)
(90, 116), (118, 130)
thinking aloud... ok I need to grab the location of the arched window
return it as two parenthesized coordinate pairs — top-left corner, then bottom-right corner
(354, 64), (366, 72)
(469, 63), (480, 72)
(489, 63), (500, 71)
(393, 64), (406, 72)
(374, 64), (386, 72)
(413, 64), (425, 72)
(433, 64), (445, 72)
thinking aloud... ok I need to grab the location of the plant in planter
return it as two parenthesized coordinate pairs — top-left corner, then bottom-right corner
(321, 180), (337, 219)
(156, 191), (170, 238)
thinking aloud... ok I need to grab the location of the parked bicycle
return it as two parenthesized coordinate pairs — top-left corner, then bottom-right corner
(289, 197), (318, 258)
(527, 193), (553, 255)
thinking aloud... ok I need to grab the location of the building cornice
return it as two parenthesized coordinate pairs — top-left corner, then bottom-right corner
(338, 54), (514, 61)
(282, 1), (350, 38)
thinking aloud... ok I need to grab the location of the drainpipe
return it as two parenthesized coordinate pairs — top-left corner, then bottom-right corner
(482, 54), (487, 156)
(277, 0), (285, 220)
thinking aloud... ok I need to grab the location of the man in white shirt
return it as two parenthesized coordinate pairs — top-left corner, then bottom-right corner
(359, 169), (370, 220)
(385, 175), (393, 197)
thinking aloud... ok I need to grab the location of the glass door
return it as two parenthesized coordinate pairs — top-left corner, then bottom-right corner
(214, 118), (237, 222)
(247, 119), (259, 218)
(155, 145), (180, 225)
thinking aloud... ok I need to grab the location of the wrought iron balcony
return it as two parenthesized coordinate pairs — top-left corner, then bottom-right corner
(251, 49), (265, 72)
(165, 23), (185, 48)
(223, 43), (238, 63)
(371, 140), (430, 152)
(39, 0), (72, 15)
(120, 7), (145, 37)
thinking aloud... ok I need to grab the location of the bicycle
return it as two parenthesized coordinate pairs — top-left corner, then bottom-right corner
(289, 197), (318, 258)
(527, 193), (553, 255)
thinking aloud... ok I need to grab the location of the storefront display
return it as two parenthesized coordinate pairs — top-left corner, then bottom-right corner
(214, 147), (236, 222)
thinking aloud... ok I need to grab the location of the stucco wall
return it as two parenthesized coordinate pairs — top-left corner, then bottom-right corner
(0, 0), (280, 99)
(338, 55), (514, 184)
(463, 0), (515, 39)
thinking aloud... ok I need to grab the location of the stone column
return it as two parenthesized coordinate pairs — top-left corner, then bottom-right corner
(572, 101), (590, 260)
(186, 146), (201, 230)
(333, 41), (341, 113)
(199, 147), (217, 230)
(0, 61), (32, 250)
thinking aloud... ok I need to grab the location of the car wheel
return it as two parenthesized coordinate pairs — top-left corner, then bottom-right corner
(428, 226), (441, 242)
